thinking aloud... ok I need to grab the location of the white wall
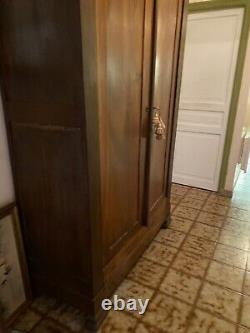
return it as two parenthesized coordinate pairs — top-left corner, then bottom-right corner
(0, 92), (15, 207)
(225, 33), (250, 191)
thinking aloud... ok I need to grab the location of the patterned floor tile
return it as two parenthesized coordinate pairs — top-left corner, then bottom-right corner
(207, 193), (233, 206)
(135, 322), (162, 332)
(31, 296), (57, 315)
(202, 202), (228, 216)
(99, 311), (137, 333)
(173, 205), (200, 221)
(239, 326), (250, 333)
(190, 223), (220, 241)
(143, 241), (177, 267)
(32, 319), (71, 333)
(169, 216), (194, 233)
(13, 309), (42, 332)
(171, 204), (176, 212)
(241, 296), (250, 328)
(222, 218), (250, 235)
(197, 282), (241, 322)
(128, 258), (166, 289)
(160, 269), (202, 304)
(48, 304), (85, 332)
(171, 184), (189, 196)
(171, 194), (183, 205)
(182, 235), (216, 257)
(142, 293), (192, 333)
(186, 188), (210, 200)
(197, 211), (225, 228)
(227, 208), (250, 222)
(172, 250), (210, 278)
(219, 229), (249, 251)
(154, 229), (186, 248)
(187, 309), (236, 333)
(115, 279), (154, 318)
(179, 197), (204, 210)
(214, 244), (248, 269)
(206, 261), (244, 292)
(247, 252), (250, 271)
(244, 272), (250, 296)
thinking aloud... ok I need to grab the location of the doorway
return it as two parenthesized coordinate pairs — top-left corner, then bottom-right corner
(172, 2), (247, 191)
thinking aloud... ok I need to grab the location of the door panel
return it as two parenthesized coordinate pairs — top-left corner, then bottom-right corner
(148, 0), (180, 211)
(98, 0), (153, 261)
(173, 8), (244, 190)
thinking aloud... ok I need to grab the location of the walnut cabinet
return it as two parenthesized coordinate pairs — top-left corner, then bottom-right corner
(0, 0), (186, 329)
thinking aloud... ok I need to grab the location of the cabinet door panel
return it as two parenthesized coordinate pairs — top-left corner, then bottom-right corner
(98, 0), (153, 261)
(147, 0), (180, 215)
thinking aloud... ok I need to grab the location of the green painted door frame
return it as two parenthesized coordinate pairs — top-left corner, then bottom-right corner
(188, 0), (250, 192)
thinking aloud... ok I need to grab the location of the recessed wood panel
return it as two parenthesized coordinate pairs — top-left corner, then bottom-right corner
(12, 126), (90, 293)
(98, 0), (152, 261)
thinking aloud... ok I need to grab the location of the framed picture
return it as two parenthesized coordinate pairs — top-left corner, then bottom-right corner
(0, 203), (30, 327)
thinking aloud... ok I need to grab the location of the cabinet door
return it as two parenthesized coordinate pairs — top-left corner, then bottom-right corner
(146, 0), (183, 223)
(98, 0), (154, 262)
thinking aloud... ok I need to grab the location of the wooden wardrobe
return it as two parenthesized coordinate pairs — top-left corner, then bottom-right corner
(0, 0), (186, 329)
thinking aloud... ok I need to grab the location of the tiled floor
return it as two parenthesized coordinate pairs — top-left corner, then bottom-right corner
(10, 164), (250, 333)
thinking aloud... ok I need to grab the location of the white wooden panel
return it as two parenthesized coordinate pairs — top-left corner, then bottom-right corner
(177, 109), (224, 134)
(173, 8), (244, 190)
(173, 131), (221, 190)
(180, 8), (244, 112)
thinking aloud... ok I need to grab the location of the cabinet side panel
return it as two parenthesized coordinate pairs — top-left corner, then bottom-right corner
(0, 0), (94, 301)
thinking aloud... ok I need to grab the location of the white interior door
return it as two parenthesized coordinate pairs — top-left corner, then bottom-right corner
(172, 8), (244, 191)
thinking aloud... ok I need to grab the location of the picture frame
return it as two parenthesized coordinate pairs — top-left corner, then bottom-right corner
(0, 203), (31, 329)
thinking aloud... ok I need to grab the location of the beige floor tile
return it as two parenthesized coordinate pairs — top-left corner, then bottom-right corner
(13, 309), (42, 332)
(115, 279), (154, 302)
(214, 244), (248, 269)
(128, 258), (166, 289)
(244, 272), (250, 296)
(99, 311), (138, 333)
(32, 319), (70, 333)
(31, 296), (57, 314)
(143, 241), (177, 267)
(197, 282), (241, 322)
(239, 326), (250, 333)
(171, 204), (176, 212)
(179, 197), (204, 210)
(186, 188), (210, 200)
(190, 223), (220, 241)
(169, 216), (194, 233)
(115, 279), (154, 319)
(173, 205), (200, 221)
(135, 322), (162, 332)
(219, 229), (249, 251)
(228, 207), (250, 222)
(171, 184), (189, 196)
(160, 269), (202, 304)
(241, 296), (250, 328)
(171, 194), (183, 205)
(207, 194), (233, 206)
(197, 211), (225, 228)
(182, 235), (216, 257)
(142, 293), (192, 333)
(154, 229), (186, 248)
(202, 202), (228, 216)
(48, 304), (85, 332)
(172, 250), (210, 278)
(223, 218), (250, 235)
(187, 309), (236, 333)
(247, 252), (250, 271)
(206, 261), (244, 292)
